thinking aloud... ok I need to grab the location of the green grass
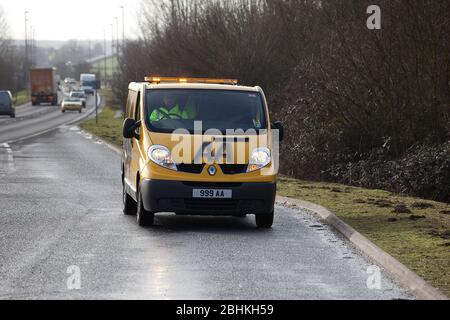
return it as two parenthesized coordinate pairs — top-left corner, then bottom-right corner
(13, 90), (29, 106)
(79, 88), (123, 147)
(100, 86), (120, 105)
(80, 93), (450, 297)
(91, 56), (119, 79)
(278, 176), (450, 297)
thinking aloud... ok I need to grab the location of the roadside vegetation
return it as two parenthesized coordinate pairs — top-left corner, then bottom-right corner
(13, 90), (29, 106)
(79, 88), (123, 147)
(91, 56), (119, 81)
(0, 6), (23, 92)
(81, 97), (450, 296)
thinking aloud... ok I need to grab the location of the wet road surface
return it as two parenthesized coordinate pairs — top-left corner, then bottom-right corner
(0, 95), (98, 144)
(0, 123), (411, 299)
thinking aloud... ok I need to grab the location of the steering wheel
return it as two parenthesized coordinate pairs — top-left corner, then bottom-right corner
(161, 112), (182, 120)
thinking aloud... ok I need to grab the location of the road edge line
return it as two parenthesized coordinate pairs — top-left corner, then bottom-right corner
(276, 196), (448, 300)
(77, 127), (122, 156)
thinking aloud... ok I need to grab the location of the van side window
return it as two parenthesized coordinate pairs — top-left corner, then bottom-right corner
(125, 91), (132, 118)
(135, 92), (141, 121)
(127, 90), (137, 119)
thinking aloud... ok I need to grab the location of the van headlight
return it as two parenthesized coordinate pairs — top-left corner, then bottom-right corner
(148, 145), (177, 171)
(247, 147), (271, 172)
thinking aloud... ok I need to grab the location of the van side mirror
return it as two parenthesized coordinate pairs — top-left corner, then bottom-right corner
(123, 118), (141, 139)
(272, 121), (284, 142)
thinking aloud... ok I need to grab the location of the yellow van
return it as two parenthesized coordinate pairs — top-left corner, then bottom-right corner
(121, 77), (284, 228)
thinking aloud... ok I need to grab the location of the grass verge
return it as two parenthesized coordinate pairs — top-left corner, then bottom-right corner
(14, 90), (29, 106)
(80, 93), (450, 297)
(278, 176), (450, 296)
(79, 88), (123, 147)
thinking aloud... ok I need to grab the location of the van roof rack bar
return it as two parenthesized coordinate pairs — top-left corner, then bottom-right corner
(145, 77), (238, 85)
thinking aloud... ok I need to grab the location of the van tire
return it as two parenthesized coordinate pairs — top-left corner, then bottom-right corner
(123, 183), (136, 215)
(10, 113), (15, 118)
(255, 210), (274, 228)
(136, 186), (154, 226)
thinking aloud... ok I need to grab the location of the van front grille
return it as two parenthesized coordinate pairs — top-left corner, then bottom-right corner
(220, 164), (248, 174)
(182, 181), (243, 188)
(176, 164), (248, 174)
(176, 164), (205, 174)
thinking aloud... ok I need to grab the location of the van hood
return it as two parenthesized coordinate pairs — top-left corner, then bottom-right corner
(146, 131), (270, 164)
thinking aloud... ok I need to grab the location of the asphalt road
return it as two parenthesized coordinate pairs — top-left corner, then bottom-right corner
(0, 111), (411, 299)
(0, 94), (98, 144)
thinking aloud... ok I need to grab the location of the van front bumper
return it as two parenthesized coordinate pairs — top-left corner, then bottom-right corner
(140, 179), (276, 215)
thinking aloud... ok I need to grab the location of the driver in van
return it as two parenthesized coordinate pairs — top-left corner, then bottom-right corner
(150, 94), (197, 122)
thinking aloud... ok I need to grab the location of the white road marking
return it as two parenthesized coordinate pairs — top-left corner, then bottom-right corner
(0, 143), (15, 174)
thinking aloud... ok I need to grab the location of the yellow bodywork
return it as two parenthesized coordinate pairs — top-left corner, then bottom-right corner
(138, 131), (276, 182)
(123, 81), (277, 192)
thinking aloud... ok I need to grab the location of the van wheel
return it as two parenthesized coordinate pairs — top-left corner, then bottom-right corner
(123, 183), (136, 215)
(10, 113), (15, 118)
(136, 187), (154, 226)
(255, 210), (274, 228)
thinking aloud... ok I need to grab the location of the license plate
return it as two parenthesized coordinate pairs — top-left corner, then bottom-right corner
(193, 189), (232, 199)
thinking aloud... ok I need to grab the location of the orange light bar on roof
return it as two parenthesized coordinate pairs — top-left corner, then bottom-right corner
(145, 76), (238, 85)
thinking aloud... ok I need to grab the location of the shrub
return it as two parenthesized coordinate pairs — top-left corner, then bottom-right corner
(326, 143), (450, 202)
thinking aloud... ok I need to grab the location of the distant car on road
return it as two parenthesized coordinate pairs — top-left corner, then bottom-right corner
(0, 91), (15, 118)
(64, 78), (77, 85)
(70, 90), (87, 108)
(61, 96), (82, 113)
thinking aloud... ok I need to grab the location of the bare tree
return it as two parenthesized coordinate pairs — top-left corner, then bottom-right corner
(0, 5), (9, 52)
(0, 5), (16, 90)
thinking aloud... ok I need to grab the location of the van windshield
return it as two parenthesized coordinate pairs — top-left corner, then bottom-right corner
(144, 89), (267, 133)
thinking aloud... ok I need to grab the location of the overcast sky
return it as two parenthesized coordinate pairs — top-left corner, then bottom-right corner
(0, 0), (142, 40)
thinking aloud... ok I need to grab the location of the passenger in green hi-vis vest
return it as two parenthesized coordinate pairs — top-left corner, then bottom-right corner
(150, 94), (197, 122)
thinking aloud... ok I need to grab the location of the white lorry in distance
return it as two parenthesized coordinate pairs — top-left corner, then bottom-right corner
(80, 74), (96, 95)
